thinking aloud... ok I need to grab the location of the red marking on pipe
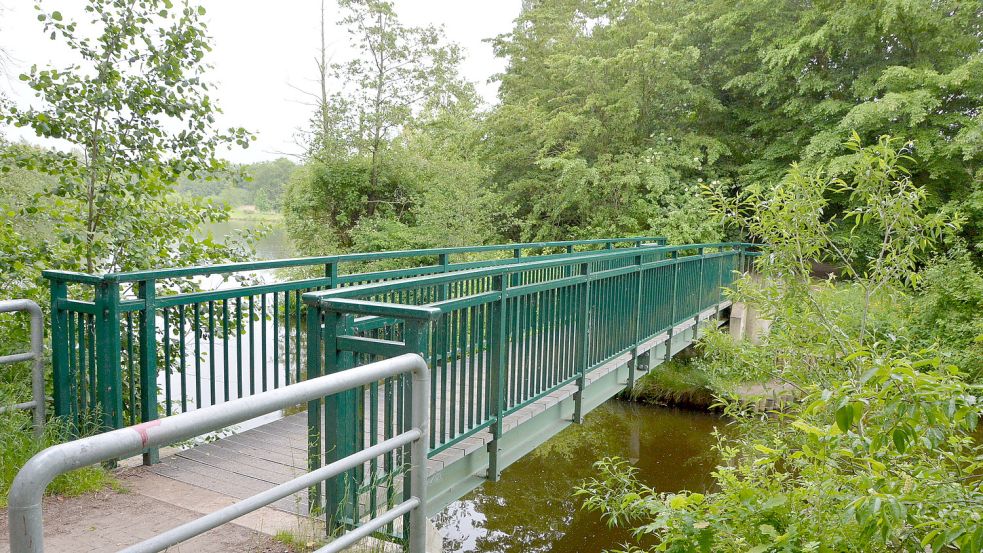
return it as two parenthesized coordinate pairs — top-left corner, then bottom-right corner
(131, 420), (162, 448)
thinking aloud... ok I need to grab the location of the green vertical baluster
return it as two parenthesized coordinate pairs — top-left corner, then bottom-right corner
(163, 308), (171, 417)
(208, 301), (216, 405)
(88, 314), (96, 425)
(67, 310), (77, 428)
(457, 308), (467, 434)
(222, 299), (230, 402)
(284, 291), (291, 385)
(261, 294), (268, 392)
(273, 293), (279, 388)
(194, 303), (202, 409)
(179, 305), (187, 413)
(440, 313), (449, 445)
(249, 296), (256, 396)
(368, 376), (378, 520)
(236, 297), (243, 398)
(295, 290), (303, 383)
(449, 309), (458, 440)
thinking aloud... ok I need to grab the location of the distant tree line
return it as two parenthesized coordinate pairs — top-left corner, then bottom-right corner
(176, 158), (298, 213)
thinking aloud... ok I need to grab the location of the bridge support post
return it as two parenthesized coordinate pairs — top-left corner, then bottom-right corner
(573, 262), (590, 424)
(487, 274), (507, 481)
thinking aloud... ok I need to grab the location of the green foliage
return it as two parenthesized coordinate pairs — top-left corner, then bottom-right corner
(2, 0), (253, 273)
(477, 0), (982, 250)
(909, 247), (983, 380)
(286, 2), (512, 255)
(579, 135), (983, 552)
(580, 357), (983, 552)
(485, 0), (726, 243)
(0, 0), (257, 504)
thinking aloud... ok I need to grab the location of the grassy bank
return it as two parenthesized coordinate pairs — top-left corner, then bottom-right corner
(628, 358), (716, 409)
(1, 361), (115, 506)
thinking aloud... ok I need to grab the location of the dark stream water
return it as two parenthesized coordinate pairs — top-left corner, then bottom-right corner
(433, 400), (726, 553)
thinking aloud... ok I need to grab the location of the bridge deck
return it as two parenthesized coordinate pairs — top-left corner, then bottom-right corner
(145, 303), (729, 518)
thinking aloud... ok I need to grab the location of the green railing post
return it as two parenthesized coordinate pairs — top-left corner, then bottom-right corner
(487, 273), (507, 481)
(510, 249), (521, 287)
(438, 253), (450, 301)
(627, 253), (644, 392)
(322, 309), (356, 534)
(94, 278), (123, 433)
(665, 252), (678, 363)
(573, 262), (590, 424)
(137, 279), (159, 465)
(695, 247), (705, 340)
(717, 251), (725, 309)
(306, 302), (323, 515)
(50, 278), (72, 424)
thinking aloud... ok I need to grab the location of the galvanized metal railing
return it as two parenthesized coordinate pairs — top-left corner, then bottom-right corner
(0, 299), (46, 438)
(303, 242), (755, 531)
(42, 236), (664, 463)
(7, 353), (430, 553)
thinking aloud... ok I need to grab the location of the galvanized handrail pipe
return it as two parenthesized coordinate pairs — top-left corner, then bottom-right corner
(7, 353), (431, 553)
(118, 430), (421, 553)
(0, 299), (46, 437)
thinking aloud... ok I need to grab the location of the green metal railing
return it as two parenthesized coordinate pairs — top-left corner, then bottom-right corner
(42, 236), (667, 463)
(303, 242), (755, 534)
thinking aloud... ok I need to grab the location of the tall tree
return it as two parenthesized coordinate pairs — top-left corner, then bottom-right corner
(485, 0), (727, 243)
(3, 0), (252, 273)
(286, 0), (480, 252)
(332, 0), (466, 194)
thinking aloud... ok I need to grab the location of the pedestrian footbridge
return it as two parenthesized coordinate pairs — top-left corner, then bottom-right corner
(9, 238), (757, 552)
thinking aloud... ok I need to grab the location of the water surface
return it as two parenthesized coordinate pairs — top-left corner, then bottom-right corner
(434, 400), (725, 553)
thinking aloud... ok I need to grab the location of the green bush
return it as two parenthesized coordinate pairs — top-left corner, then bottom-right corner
(909, 248), (983, 381)
(0, 394), (115, 507)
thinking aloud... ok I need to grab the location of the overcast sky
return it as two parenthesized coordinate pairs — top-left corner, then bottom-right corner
(0, 1), (522, 163)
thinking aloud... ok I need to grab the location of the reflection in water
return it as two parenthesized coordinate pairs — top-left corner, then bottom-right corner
(434, 400), (726, 553)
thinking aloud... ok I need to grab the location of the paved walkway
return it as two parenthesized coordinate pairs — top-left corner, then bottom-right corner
(0, 470), (318, 553)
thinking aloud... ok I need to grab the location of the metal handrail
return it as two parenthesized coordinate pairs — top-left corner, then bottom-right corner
(42, 236), (666, 283)
(0, 299), (46, 438)
(7, 353), (431, 553)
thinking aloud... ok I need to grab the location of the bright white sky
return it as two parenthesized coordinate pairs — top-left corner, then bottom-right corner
(0, 1), (521, 163)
